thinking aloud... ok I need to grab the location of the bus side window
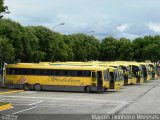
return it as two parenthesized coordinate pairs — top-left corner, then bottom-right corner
(11, 69), (15, 75)
(97, 71), (102, 82)
(103, 70), (109, 81)
(6, 68), (11, 74)
(92, 71), (96, 78)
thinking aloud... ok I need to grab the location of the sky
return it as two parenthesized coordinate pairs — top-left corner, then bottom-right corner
(3, 0), (160, 40)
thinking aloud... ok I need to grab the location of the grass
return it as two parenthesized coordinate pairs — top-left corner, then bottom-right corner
(0, 102), (10, 106)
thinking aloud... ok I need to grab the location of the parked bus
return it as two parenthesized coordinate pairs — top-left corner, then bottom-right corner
(107, 67), (122, 90)
(127, 62), (144, 84)
(50, 62), (124, 89)
(5, 63), (110, 93)
(100, 62), (132, 85)
(115, 62), (137, 85)
(138, 62), (152, 81)
(147, 63), (157, 79)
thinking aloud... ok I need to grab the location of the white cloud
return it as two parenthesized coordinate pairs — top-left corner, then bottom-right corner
(147, 23), (160, 33)
(116, 24), (129, 32)
(4, 0), (160, 40)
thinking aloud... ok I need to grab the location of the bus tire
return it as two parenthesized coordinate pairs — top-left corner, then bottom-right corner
(85, 86), (92, 93)
(23, 83), (31, 91)
(34, 84), (42, 91)
(104, 88), (107, 92)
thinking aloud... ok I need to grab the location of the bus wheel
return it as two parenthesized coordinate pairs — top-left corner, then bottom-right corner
(23, 83), (31, 91)
(103, 88), (107, 92)
(34, 84), (42, 91)
(85, 86), (92, 93)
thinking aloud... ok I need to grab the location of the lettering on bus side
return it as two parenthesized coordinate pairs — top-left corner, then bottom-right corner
(48, 76), (81, 83)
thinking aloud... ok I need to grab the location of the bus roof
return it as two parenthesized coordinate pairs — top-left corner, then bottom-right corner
(6, 63), (107, 71)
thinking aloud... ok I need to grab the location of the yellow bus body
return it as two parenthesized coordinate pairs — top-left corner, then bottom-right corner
(50, 61), (122, 90)
(138, 62), (152, 81)
(107, 67), (121, 90)
(115, 62), (137, 85)
(5, 64), (110, 92)
(100, 62), (131, 85)
(127, 62), (144, 84)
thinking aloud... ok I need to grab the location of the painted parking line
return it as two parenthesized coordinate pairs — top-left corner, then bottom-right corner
(0, 90), (24, 95)
(12, 106), (38, 114)
(1, 99), (43, 106)
(0, 96), (128, 114)
(28, 101), (43, 106)
(0, 95), (126, 103)
(107, 101), (128, 114)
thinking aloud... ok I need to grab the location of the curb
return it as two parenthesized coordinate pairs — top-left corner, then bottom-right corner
(0, 103), (13, 111)
(0, 90), (24, 95)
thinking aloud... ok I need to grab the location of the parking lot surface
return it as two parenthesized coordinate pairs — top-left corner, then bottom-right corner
(0, 78), (160, 120)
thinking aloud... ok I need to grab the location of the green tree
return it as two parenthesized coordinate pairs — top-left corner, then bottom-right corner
(118, 38), (133, 60)
(100, 37), (119, 60)
(63, 35), (75, 61)
(132, 35), (160, 62)
(70, 34), (100, 61)
(29, 26), (68, 61)
(142, 35), (160, 62)
(70, 34), (87, 61)
(0, 37), (15, 63)
(23, 27), (45, 62)
(0, 19), (25, 62)
(53, 32), (68, 61)
(0, 37), (15, 78)
(0, 0), (8, 19)
(132, 37), (145, 61)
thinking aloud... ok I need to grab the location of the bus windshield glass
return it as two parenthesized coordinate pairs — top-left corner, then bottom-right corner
(114, 70), (120, 81)
(103, 70), (109, 81)
(109, 72), (114, 82)
(120, 66), (127, 71)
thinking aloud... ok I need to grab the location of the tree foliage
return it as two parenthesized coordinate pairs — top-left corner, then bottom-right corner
(0, 18), (160, 63)
(0, 37), (15, 63)
(100, 37), (119, 60)
(0, 0), (8, 19)
(118, 38), (133, 61)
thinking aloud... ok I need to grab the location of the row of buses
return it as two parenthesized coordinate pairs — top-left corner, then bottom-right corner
(3, 61), (159, 93)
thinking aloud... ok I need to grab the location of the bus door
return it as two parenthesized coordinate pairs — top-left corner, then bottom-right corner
(132, 65), (140, 83)
(109, 71), (114, 89)
(97, 71), (103, 90)
(120, 66), (128, 85)
(149, 64), (155, 79)
(141, 65), (147, 81)
(91, 71), (96, 87)
(139, 66), (144, 81)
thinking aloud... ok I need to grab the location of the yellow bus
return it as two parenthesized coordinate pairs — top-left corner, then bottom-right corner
(86, 61), (125, 86)
(50, 61), (123, 90)
(138, 62), (152, 81)
(147, 63), (157, 79)
(100, 62), (131, 86)
(127, 62), (144, 84)
(5, 63), (110, 93)
(92, 63), (125, 87)
(107, 67), (122, 90)
(115, 62), (137, 85)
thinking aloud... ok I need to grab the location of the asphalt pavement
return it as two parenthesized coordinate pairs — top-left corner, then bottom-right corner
(0, 78), (160, 120)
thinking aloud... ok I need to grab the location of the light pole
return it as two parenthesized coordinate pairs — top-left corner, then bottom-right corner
(52, 23), (65, 30)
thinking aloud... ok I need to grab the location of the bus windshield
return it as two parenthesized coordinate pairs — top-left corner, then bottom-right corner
(109, 72), (114, 82)
(103, 70), (109, 81)
(120, 66), (127, 71)
(114, 70), (120, 81)
(132, 65), (140, 77)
